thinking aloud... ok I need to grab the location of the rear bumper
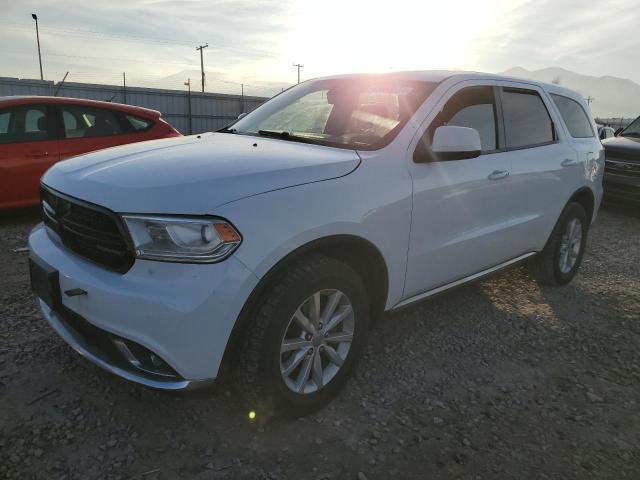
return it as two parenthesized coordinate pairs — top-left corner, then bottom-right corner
(29, 223), (259, 388)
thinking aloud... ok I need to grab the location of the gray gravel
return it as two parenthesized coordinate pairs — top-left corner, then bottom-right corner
(1, 206), (639, 479)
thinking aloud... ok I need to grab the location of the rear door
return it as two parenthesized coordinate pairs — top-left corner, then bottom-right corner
(56, 104), (152, 160)
(0, 104), (60, 208)
(496, 82), (579, 257)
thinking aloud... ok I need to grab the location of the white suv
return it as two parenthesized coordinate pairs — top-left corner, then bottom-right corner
(29, 71), (604, 416)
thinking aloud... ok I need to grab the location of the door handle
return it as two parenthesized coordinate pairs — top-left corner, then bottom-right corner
(488, 170), (509, 180)
(27, 151), (49, 158)
(561, 158), (578, 167)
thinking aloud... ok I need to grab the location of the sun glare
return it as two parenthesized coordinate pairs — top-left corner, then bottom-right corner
(280, 0), (512, 78)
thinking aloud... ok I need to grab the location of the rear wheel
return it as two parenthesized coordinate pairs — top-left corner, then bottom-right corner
(529, 202), (588, 285)
(236, 255), (369, 417)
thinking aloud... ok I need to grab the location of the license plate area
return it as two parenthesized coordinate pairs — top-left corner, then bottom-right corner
(29, 256), (61, 310)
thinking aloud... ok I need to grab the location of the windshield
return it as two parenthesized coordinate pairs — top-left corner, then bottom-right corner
(229, 78), (439, 150)
(621, 115), (640, 137)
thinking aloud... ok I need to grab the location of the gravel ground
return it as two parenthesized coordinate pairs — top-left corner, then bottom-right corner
(1, 206), (639, 480)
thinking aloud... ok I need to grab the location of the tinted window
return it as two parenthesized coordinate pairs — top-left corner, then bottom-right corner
(0, 105), (51, 144)
(551, 94), (594, 138)
(126, 114), (153, 131)
(502, 88), (555, 148)
(431, 86), (497, 152)
(61, 105), (123, 138)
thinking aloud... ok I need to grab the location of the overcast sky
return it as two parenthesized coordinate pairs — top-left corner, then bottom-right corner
(2, 0), (639, 95)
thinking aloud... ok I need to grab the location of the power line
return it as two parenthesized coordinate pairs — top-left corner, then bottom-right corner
(3, 23), (278, 58)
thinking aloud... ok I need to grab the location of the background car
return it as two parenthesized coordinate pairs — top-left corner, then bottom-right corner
(597, 125), (616, 141)
(602, 114), (640, 207)
(0, 96), (181, 209)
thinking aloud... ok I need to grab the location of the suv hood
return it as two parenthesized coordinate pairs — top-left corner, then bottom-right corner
(42, 132), (360, 213)
(603, 135), (640, 158)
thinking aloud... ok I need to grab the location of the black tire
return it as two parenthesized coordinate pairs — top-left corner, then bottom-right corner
(236, 255), (370, 418)
(528, 202), (588, 286)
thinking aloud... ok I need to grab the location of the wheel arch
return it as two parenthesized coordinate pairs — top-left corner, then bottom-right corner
(568, 186), (596, 223)
(218, 234), (389, 377)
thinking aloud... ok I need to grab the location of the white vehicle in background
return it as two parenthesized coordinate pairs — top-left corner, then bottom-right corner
(29, 71), (603, 416)
(597, 125), (616, 141)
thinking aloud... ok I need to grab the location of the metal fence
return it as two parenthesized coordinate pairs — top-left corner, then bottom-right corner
(0, 77), (269, 134)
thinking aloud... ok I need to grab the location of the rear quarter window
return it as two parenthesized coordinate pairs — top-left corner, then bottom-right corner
(125, 114), (153, 132)
(550, 94), (594, 138)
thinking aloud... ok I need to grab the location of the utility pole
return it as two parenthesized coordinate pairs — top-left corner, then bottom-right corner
(31, 13), (43, 80)
(184, 79), (193, 135)
(586, 96), (595, 106)
(240, 83), (245, 115)
(196, 44), (208, 92)
(292, 62), (304, 84)
(123, 72), (127, 104)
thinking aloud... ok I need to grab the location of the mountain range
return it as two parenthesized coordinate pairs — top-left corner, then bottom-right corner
(501, 67), (640, 118)
(146, 66), (639, 118)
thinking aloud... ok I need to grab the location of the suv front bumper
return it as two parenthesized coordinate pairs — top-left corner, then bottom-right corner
(28, 223), (259, 389)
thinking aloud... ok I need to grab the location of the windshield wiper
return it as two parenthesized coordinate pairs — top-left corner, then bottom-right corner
(257, 130), (349, 148)
(218, 127), (237, 133)
(258, 129), (298, 139)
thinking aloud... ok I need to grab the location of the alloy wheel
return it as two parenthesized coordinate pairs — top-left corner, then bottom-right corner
(559, 217), (582, 274)
(279, 289), (354, 394)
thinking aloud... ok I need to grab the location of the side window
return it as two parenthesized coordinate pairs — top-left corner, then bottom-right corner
(501, 88), (555, 148)
(550, 94), (594, 138)
(125, 114), (153, 132)
(0, 105), (50, 144)
(60, 105), (123, 139)
(430, 86), (498, 152)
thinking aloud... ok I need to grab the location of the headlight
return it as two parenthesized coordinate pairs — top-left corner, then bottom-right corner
(121, 215), (241, 263)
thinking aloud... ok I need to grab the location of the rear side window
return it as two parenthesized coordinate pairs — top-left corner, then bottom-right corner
(126, 114), (153, 132)
(60, 105), (123, 139)
(430, 86), (498, 152)
(0, 105), (51, 144)
(550, 94), (594, 138)
(502, 88), (555, 148)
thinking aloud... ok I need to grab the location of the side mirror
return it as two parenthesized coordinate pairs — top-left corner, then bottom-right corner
(414, 126), (482, 163)
(237, 112), (248, 120)
(614, 127), (623, 136)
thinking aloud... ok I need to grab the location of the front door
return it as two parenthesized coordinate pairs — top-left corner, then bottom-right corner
(403, 82), (512, 299)
(0, 104), (60, 208)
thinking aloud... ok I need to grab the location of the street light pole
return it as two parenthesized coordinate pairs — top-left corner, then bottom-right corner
(31, 13), (43, 80)
(196, 44), (208, 93)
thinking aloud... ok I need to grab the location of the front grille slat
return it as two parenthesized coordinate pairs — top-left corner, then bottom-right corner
(40, 186), (134, 272)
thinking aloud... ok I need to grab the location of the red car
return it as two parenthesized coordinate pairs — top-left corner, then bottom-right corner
(0, 96), (181, 209)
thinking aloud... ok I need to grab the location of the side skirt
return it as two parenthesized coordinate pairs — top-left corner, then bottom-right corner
(391, 252), (537, 311)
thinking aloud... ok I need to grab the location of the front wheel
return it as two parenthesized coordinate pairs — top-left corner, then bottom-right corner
(236, 255), (370, 417)
(529, 202), (588, 285)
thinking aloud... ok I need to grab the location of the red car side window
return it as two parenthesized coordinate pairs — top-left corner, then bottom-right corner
(0, 105), (51, 144)
(60, 105), (123, 139)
